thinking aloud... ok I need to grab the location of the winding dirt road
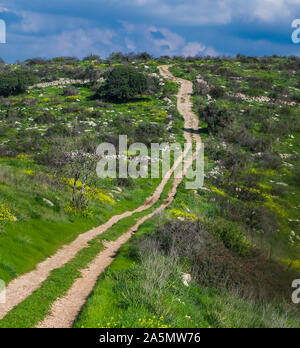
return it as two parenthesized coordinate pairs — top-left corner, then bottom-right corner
(0, 66), (202, 327)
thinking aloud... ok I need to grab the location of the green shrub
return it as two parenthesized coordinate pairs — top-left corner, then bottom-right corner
(138, 220), (297, 300)
(97, 65), (149, 102)
(134, 122), (166, 145)
(210, 86), (225, 99)
(211, 219), (252, 256)
(200, 102), (234, 135)
(0, 70), (37, 96)
(62, 86), (79, 96)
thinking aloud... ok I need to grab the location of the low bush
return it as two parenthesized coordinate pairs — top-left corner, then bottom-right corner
(259, 152), (282, 170)
(97, 65), (149, 102)
(199, 103), (234, 135)
(134, 122), (166, 145)
(210, 86), (225, 99)
(137, 220), (298, 300)
(62, 86), (79, 96)
(0, 70), (37, 96)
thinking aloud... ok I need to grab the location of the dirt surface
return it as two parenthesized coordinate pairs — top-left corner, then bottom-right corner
(159, 65), (201, 145)
(35, 66), (202, 328)
(0, 66), (201, 326)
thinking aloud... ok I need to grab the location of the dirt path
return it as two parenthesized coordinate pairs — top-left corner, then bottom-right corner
(36, 176), (186, 328)
(0, 66), (201, 325)
(36, 66), (202, 328)
(0, 167), (179, 321)
(159, 65), (201, 145)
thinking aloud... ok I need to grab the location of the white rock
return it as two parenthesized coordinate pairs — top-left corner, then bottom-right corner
(43, 198), (54, 207)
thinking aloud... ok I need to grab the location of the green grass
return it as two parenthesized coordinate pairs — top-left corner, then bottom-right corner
(73, 213), (300, 329)
(0, 174), (174, 328)
(0, 209), (151, 328)
(0, 59), (184, 286)
(170, 60), (300, 261)
(0, 218), (97, 282)
(73, 58), (300, 329)
(0, 156), (168, 283)
(1, 57), (299, 328)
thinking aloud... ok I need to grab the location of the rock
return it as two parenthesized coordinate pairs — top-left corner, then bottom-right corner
(182, 273), (192, 287)
(43, 198), (55, 207)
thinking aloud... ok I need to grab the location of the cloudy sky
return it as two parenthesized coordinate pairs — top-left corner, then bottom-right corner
(0, 0), (300, 62)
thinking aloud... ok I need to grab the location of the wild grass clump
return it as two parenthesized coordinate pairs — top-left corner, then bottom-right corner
(74, 222), (300, 328)
(137, 220), (298, 301)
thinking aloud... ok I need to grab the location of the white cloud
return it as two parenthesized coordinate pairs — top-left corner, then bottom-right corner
(0, 6), (9, 13)
(122, 0), (233, 25)
(55, 28), (116, 56)
(233, 0), (293, 22)
(111, 0), (300, 25)
(182, 42), (206, 57)
(119, 20), (135, 33)
(8, 27), (118, 60)
(204, 46), (219, 57)
(144, 26), (217, 57)
(3, 0), (299, 62)
(125, 37), (136, 51)
(10, 11), (94, 34)
(146, 26), (185, 55)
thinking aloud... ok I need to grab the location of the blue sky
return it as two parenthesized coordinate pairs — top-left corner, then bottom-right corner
(0, 0), (300, 63)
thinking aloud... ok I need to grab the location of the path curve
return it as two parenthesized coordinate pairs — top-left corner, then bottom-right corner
(36, 65), (202, 328)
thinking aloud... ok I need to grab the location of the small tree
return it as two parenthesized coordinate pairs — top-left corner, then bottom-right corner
(82, 65), (103, 86)
(83, 54), (100, 62)
(62, 86), (79, 96)
(47, 138), (101, 211)
(66, 149), (99, 210)
(0, 70), (37, 96)
(98, 65), (149, 102)
(135, 52), (153, 61)
(200, 103), (233, 135)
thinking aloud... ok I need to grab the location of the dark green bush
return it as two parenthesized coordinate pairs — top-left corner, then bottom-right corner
(200, 103), (234, 135)
(138, 220), (295, 300)
(97, 65), (149, 102)
(0, 70), (37, 96)
(62, 86), (79, 96)
(210, 86), (225, 99)
(134, 122), (166, 145)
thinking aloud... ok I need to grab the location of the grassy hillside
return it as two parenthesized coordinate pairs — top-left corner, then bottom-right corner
(0, 56), (182, 284)
(74, 56), (300, 328)
(0, 54), (299, 328)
